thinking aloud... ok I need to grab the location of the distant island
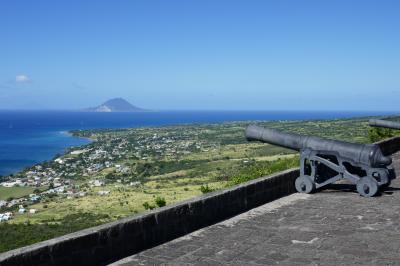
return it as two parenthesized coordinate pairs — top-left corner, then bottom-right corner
(84, 98), (148, 112)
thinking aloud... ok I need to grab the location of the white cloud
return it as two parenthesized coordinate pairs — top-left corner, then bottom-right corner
(15, 74), (30, 83)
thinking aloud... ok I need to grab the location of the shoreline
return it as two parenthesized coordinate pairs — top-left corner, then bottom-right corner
(0, 113), (390, 178)
(60, 130), (94, 142)
(0, 131), (92, 178)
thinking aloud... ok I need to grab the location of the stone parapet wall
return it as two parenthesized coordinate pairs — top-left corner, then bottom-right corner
(376, 136), (400, 156)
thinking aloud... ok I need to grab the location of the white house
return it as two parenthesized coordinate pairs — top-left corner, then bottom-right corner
(54, 158), (64, 164)
(2, 182), (16, 187)
(98, 190), (110, 196)
(0, 213), (12, 222)
(55, 186), (65, 193)
(0, 200), (7, 208)
(30, 195), (41, 202)
(90, 180), (104, 187)
(130, 181), (141, 187)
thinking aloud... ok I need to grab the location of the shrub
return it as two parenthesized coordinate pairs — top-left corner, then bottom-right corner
(143, 201), (155, 210)
(154, 196), (166, 207)
(200, 184), (214, 194)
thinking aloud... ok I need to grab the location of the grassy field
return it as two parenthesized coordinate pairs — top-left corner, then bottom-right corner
(10, 157), (298, 224)
(0, 187), (38, 201)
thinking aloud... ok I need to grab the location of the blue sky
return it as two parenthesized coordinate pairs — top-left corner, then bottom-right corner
(0, 0), (399, 111)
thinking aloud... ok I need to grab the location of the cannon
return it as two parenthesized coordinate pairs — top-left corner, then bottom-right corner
(245, 125), (394, 197)
(369, 119), (400, 130)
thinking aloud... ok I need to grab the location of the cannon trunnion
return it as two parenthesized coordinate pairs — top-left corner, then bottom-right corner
(245, 125), (394, 197)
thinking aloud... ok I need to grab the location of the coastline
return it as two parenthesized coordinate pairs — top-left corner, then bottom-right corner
(0, 110), (394, 177)
(0, 131), (91, 177)
(61, 130), (94, 142)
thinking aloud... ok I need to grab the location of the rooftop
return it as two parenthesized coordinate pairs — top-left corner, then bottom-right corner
(113, 152), (400, 265)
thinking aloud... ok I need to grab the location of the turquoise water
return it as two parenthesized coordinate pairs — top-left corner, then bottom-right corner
(0, 110), (395, 176)
(0, 130), (89, 176)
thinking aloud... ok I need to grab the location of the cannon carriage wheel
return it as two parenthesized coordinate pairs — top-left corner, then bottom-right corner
(356, 177), (379, 197)
(295, 176), (315, 194)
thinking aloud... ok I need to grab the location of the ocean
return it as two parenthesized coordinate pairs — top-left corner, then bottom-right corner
(0, 110), (395, 176)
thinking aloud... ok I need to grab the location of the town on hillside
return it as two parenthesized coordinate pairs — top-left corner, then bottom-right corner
(0, 123), (240, 222)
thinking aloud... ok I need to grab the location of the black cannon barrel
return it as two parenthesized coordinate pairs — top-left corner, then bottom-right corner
(245, 125), (392, 167)
(369, 119), (400, 130)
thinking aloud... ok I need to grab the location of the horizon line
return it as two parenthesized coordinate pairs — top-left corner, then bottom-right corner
(0, 108), (399, 113)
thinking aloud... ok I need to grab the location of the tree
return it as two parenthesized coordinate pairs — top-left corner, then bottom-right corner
(368, 127), (395, 142)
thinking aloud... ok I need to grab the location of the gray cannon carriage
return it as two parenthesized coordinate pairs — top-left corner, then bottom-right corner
(369, 119), (400, 130)
(245, 125), (394, 197)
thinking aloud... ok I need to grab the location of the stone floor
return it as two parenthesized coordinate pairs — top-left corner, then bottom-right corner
(111, 152), (400, 265)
